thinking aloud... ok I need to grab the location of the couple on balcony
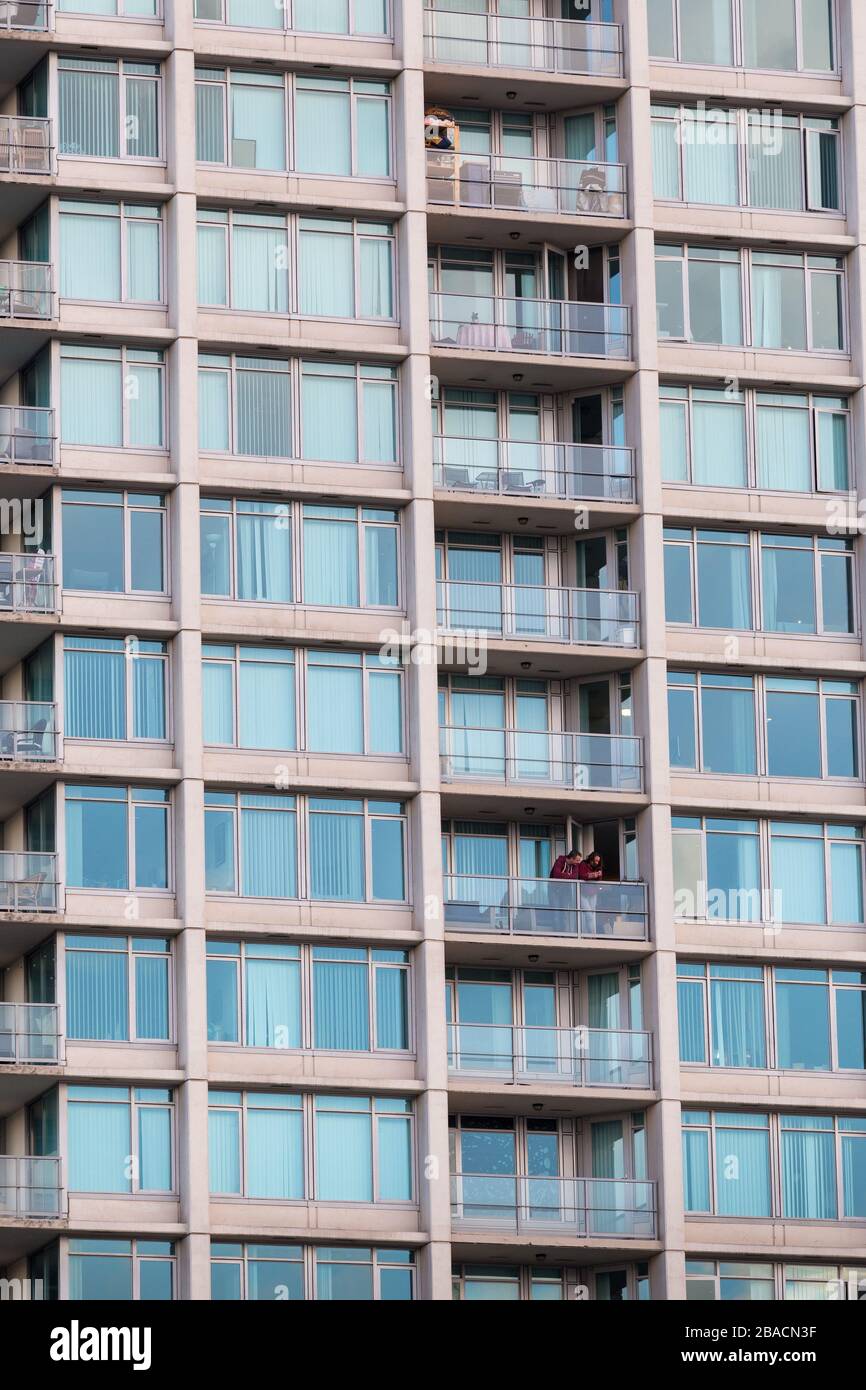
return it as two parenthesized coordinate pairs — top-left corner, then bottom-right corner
(549, 849), (604, 881)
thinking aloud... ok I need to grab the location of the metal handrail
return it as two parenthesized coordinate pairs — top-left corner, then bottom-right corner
(0, 1155), (63, 1216)
(423, 7), (624, 77)
(0, 0), (51, 30)
(0, 116), (53, 175)
(429, 291), (631, 359)
(0, 261), (54, 321)
(439, 726), (644, 791)
(450, 1173), (657, 1238)
(0, 852), (60, 912)
(0, 554), (58, 614)
(447, 1021), (652, 1087)
(0, 1002), (61, 1063)
(437, 579), (639, 646)
(426, 149), (627, 217)
(0, 406), (56, 465)
(432, 436), (636, 503)
(0, 701), (59, 761)
(443, 873), (649, 940)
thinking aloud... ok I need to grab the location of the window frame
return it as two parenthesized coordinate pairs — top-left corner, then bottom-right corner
(63, 635), (171, 743)
(59, 347), (168, 453)
(66, 1084), (176, 1196)
(57, 56), (165, 165)
(209, 1242), (414, 1303)
(63, 783), (173, 895)
(649, 0), (839, 74)
(60, 489), (169, 596)
(65, 1237), (176, 1302)
(193, 0), (392, 39)
(58, 199), (165, 307)
(64, 933), (174, 1044)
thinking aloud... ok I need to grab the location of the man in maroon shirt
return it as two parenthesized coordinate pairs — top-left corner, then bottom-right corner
(549, 849), (582, 879)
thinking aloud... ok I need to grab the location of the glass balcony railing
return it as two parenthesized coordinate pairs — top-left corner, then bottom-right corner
(0, 1002), (61, 1063)
(429, 292), (631, 359)
(0, 702), (59, 761)
(450, 1174), (657, 1239)
(439, 727), (644, 791)
(0, 406), (55, 465)
(443, 874), (648, 940)
(0, 554), (58, 614)
(0, 853), (60, 912)
(426, 149), (626, 217)
(432, 436), (635, 503)
(437, 580), (639, 646)
(0, 1155), (62, 1217)
(0, 0), (50, 28)
(447, 1022), (652, 1087)
(0, 262), (54, 320)
(424, 7), (624, 77)
(0, 116), (53, 175)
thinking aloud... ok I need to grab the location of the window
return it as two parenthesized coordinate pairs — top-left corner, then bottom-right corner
(200, 498), (292, 603)
(678, 962), (866, 1071)
(655, 245), (846, 351)
(60, 347), (166, 449)
(663, 528), (855, 634)
(206, 940), (410, 1052)
(68, 1239), (175, 1302)
(652, 105), (841, 212)
(668, 671), (860, 779)
(682, 1110), (772, 1216)
(197, 210), (394, 317)
(194, 0), (390, 37)
(204, 793), (407, 902)
(59, 0), (161, 14)
(302, 505), (400, 607)
(686, 1259), (866, 1300)
(194, 69), (391, 177)
(781, 1115), (866, 1219)
(68, 1086), (174, 1194)
(452, 1265), (567, 1301)
(64, 637), (169, 741)
(648, 0), (836, 72)
(61, 491), (167, 594)
(65, 785), (171, 892)
(207, 1091), (414, 1202)
(197, 356), (399, 465)
(58, 57), (161, 161)
(66, 935), (171, 1042)
(210, 1243), (413, 1302)
(672, 816), (864, 926)
(201, 645), (403, 753)
(60, 202), (162, 304)
(660, 384), (851, 492)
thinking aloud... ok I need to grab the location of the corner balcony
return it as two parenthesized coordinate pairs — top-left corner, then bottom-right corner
(426, 149), (626, 218)
(0, 702), (58, 761)
(430, 292), (631, 362)
(0, 261), (53, 321)
(450, 1174), (657, 1239)
(447, 1022), (652, 1088)
(0, 853), (60, 912)
(0, 555), (58, 614)
(439, 727), (644, 792)
(0, 2), (50, 30)
(433, 436), (635, 504)
(0, 1002), (60, 1063)
(0, 406), (55, 465)
(0, 116), (53, 175)
(437, 580), (639, 647)
(443, 874), (649, 941)
(423, 7), (624, 77)
(0, 1155), (62, 1217)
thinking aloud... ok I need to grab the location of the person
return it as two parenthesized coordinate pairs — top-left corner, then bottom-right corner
(549, 849), (582, 879)
(578, 852), (603, 881)
(578, 853), (612, 934)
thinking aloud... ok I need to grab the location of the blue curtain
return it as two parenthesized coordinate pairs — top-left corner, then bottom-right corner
(771, 834), (826, 924)
(246, 959), (301, 1048)
(360, 238), (393, 318)
(139, 1106), (172, 1191)
(375, 967), (407, 1049)
(710, 974), (765, 1066)
(368, 671), (402, 753)
(830, 842), (864, 924)
(127, 364), (163, 449)
(233, 226), (289, 312)
(295, 90), (350, 174)
(61, 211), (120, 300)
(69, 1099), (129, 1192)
(135, 955), (169, 1040)
(692, 397), (747, 486)
(315, 1109), (372, 1199)
(237, 513), (292, 602)
(247, 1108), (304, 1197)
(677, 979), (706, 1062)
(362, 380), (397, 462)
(365, 525), (398, 605)
(303, 515), (358, 605)
(195, 79), (224, 162)
(682, 1128), (711, 1211)
(307, 666), (363, 752)
(238, 658), (295, 750)
(241, 805), (297, 898)
(133, 656), (166, 739)
(208, 1110), (240, 1193)
(198, 369), (230, 452)
(299, 230), (354, 316)
(842, 1133), (866, 1217)
(127, 219), (160, 302)
(197, 224), (227, 305)
(756, 403), (812, 490)
(782, 1126), (836, 1219)
(310, 811), (364, 899)
(61, 357), (122, 446)
(202, 662), (234, 744)
(377, 1115), (412, 1199)
(230, 82), (285, 171)
(237, 368), (291, 458)
(313, 958), (369, 1049)
(372, 818), (404, 900)
(59, 65), (118, 158)
(715, 1124), (771, 1216)
(67, 949), (127, 1040)
(65, 647), (124, 739)
(356, 96), (390, 176)
(302, 374), (357, 462)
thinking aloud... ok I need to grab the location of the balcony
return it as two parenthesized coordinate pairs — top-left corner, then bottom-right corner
(0, 1002), (60, 1063)
(0, 853), (60, 912)
(424, 7), (624, 77)
(443, 874), (648, 940)
(0, 262), (53, 321)
(433, 436), (635, 503)
(0, 116), (53, 175)
(0, 554), (58, 614)
(437, 580), (639, 647)
(430, 292), (630, 359)
(426, 150), (626, 218)
(0, 406), (55, 465)
(439, 727), (643, 792)
(0, 0), (49, 28)
(450, 1174), (657, 1239)
(0, 1155), (62, 1217)
(0, 702), (59, 761)
(447, 1022), (652, 1087)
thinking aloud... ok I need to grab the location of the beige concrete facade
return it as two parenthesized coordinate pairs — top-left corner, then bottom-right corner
(0, 0), (864, 1302)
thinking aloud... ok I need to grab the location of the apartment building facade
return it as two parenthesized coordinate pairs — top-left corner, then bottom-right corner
(0, 0), (863, 1302)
